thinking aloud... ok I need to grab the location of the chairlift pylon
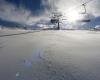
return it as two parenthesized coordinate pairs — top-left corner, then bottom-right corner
(50, 12), (62, 30)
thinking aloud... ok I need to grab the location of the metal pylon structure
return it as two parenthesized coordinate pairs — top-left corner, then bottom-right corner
(50, 12), (62, 30)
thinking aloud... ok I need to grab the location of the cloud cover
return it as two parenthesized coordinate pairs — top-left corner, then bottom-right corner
(0, 0), (100, 26)
(0, 0), (50, 25)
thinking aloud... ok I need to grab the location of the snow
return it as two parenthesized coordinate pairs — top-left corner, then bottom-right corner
(0, 29), (100, 80)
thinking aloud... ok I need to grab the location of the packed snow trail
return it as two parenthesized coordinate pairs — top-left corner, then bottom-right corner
(0, 30), (100, 80)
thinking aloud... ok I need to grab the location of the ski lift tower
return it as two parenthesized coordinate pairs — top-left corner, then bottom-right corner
(50, 12), (62, 30)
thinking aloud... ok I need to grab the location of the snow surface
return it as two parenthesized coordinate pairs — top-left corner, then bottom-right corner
(0, 29), (100, 80)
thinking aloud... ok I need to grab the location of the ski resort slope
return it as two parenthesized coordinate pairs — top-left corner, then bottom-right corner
(0, 29), (100, 80)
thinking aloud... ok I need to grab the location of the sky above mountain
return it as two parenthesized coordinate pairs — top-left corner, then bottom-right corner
(0, 0), (100, 29)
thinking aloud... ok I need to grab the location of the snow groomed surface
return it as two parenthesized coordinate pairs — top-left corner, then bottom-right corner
(0, 29), (100, 80)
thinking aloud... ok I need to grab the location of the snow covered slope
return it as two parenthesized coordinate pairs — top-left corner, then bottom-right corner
(0, 30), (100, 80)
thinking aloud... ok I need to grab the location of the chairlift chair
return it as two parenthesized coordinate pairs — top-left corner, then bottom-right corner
(76, 13), (91, 22)
(77, 4), (91, 22)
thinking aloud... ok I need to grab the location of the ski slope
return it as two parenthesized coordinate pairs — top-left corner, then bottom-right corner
(0, 29), (100, 80)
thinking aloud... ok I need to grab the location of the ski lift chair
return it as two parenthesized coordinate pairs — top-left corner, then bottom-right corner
(77, 13), (91, 22)
(76, 3), (91, 23)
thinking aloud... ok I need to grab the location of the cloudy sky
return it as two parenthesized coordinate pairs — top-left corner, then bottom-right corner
(0, 0), (100, 28)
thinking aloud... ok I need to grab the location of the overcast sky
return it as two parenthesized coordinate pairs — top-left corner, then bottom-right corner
(0, 0), (100, 28)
